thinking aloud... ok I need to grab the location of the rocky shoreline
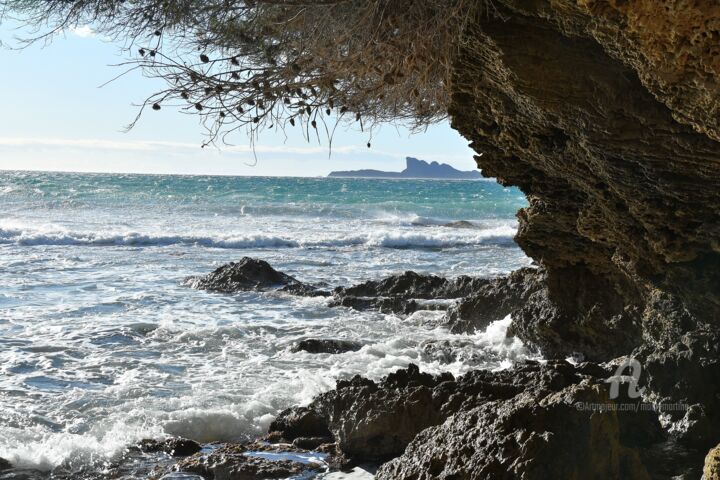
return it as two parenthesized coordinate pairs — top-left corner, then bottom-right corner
(159, 258), (717, 478)
(182, 257), (718, 478)
(3, 255), (717, 478)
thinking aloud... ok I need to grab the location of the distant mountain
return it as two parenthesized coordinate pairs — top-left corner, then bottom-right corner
(328, 157), (483, 180)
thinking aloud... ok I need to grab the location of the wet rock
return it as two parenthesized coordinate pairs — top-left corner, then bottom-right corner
(639, 325), (720, 449)
(328, 295), (419, 315)
(291, 436), (333, 450)
(279, 282), (331, 297)
(329, 270), (492, 315)
(446, 267), (542, 333)
(137, 437), (202, 457)
(271, 364), (453, 462)
(442, 220), (476, 229)
(269, 406), (331, 441)
(291, 339), (362, 354)
(185, 257), (309, 293)
(174, 444), (321, 480)
(271, 360), (664, 471)
(333, 271), (487, 300)
(0, 458), (11, 470)
(704, 444), (720, 480)
(272, 360), (673, 477)
(376, 380), (651, 480)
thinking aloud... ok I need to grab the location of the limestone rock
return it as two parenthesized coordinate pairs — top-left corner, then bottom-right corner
(704, 444), (720, 480)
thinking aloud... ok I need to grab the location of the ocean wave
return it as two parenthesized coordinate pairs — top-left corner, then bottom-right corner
(0, 225), (517, 250)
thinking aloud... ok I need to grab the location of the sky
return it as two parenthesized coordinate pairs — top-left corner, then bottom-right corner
(0, 20), (478, 177)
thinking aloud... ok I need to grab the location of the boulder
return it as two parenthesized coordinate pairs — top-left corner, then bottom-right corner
(268, 406), (332, 441)
(186, 257), (309, 293)
(136, 437), (202, 457)
(291, 339), (362, 354)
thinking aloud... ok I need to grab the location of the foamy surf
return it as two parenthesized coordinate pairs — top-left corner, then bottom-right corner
(0, 313), (531, 473)
(0, 224), (517, 250)
(0, 171), (529, 478)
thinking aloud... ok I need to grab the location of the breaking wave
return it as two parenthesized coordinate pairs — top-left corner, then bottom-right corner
(0, 224), (517, 250)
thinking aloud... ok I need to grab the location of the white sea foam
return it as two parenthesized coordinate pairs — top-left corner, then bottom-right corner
(0, 224), (516, 250)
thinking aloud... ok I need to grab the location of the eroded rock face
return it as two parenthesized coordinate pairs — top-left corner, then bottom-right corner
(446, 267), (542, 333)
(445, 7), (720, 456)
(449, 0), (720, 363)
(376, 383), (650, 480)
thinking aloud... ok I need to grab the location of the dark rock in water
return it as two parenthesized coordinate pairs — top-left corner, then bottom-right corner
(446, 267), (541, 333)
(291, 339), (362, 354)
(279, 282), (331, 297)
(187, 257), (329, 296)
(328, 295), (420, 315)
(292, 436), (334, 450)
(174, 443), (321, 480)
(330, 270), (493, 315)
(334, 270), (487, 300)
(269, 406), (332, 441)
(0, 458), (11, 470)
(442, 220), (476, 229)
(136, 437), (202, 457)
(186, 257), (309, 293)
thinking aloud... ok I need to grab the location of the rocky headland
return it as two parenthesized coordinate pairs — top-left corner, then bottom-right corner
(328, 157), (483, 180)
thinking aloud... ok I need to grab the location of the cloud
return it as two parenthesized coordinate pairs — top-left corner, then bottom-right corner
(70, 26), (96, 38)
(0, 136), (383, 156)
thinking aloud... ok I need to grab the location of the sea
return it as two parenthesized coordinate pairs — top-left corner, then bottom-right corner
(0, 171), (532, 477)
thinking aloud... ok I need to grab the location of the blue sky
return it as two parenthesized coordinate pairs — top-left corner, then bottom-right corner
(0, 21), (477, 176)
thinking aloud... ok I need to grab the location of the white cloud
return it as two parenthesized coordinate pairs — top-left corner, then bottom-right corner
(0, 136), (376, 156)
(70, 26), (95, 38)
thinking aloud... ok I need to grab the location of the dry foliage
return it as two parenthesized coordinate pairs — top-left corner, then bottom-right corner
(1, 0), (495, 148)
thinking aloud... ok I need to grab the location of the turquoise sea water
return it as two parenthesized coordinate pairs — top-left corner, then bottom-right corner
(0, 171), (530, 476)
